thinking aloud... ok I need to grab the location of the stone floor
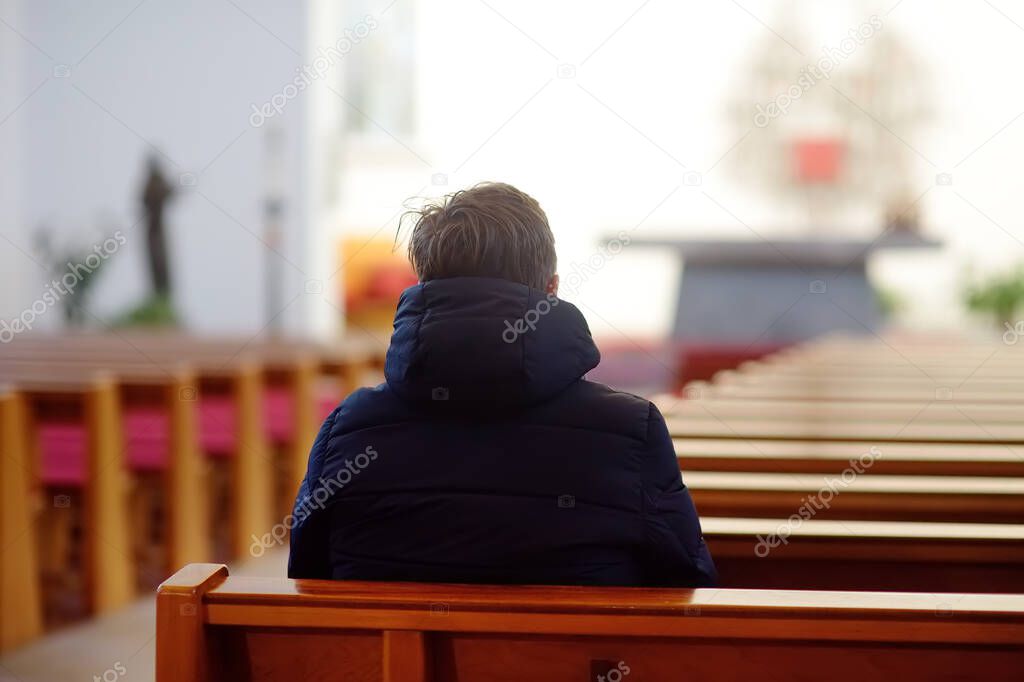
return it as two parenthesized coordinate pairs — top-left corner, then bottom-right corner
(0, 549), (288, 682)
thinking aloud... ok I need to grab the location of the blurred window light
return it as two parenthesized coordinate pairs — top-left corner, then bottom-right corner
(342, 0), (416, 136)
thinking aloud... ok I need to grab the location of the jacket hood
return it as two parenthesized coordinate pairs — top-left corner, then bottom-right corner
(384, 277), (600, 409)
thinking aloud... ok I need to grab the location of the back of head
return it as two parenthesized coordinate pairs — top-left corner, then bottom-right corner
(387, 182), (597, 408)
(405, 182), (556, 290)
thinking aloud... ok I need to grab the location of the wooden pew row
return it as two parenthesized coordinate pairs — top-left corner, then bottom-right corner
(674, 438), (1024, 477)
(0, 335), (378, 650)
(0, 359), (267, 559)
(0, 332), (379, 598)
(716, 370), (1024, 393)
(0, 368), (206, 627)
(1, 333), (385, 501)
(665, 411), (1024, 444)
(1, 375), (136, 611)
(156, 563), (1024, 682)
(741, 358), (1024, 378)
(701, 516), (1024, 593)
(0, 391), (44, 652)
(684, 471), (1024, 523)
(2, 331), (384, 402)
(768, 345), (1024, 367)
(2, 341), (322, 494)
(781, 335), (1022, 350)
(656, 395), (1024, 425)
(775, 332), (1020, 350)
(739, 358), (1024, 379)
(679, 379), (1024, 404)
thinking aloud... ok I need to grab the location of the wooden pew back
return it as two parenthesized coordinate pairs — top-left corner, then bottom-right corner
(0, 391), (44, 652)
(156, 564), (1024, 682)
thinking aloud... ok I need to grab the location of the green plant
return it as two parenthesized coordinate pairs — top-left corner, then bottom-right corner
(34, 226), (112, 326)
(114, 293), (179, 328)
(963, 267), (1024, 328)
(874, 286), (906, 318)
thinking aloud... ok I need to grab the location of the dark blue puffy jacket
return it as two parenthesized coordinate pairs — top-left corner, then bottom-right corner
(288, 276), (716, 587)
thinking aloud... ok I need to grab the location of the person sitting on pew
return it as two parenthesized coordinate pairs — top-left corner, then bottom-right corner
(289, 182), (716, 587)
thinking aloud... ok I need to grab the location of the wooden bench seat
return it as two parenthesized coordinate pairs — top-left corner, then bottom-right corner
(741, 360), (1024, 379)
(156, 563), (1024, 682)
(674, 438), (1024, 477)
(718, 371), (1024, 393)
(770, 337), (1019, 358)
(680, 380), (1024, 403)
(666, 412), (1024, 444)
(701, 516), (1024, 593)
(775, 346), (1024, 364)
(658, 395), (1024, 425)
(684, 472), (1024, 523)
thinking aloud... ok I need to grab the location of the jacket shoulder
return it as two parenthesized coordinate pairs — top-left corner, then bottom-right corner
(325, 380), (656, 444)
(526, 379), (654, 443)
(328, 383), (415, 436)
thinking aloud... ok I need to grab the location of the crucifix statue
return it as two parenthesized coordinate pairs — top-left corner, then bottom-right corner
(141, 154), (175, 298)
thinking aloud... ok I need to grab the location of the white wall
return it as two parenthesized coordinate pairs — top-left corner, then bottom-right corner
(2, 0), (316, 334)
(0, 0), (33, 323)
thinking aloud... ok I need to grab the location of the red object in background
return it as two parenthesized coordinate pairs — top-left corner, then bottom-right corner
(588, 340), (788, 396)
(674, 343), (786, 391)
(793, 138), (844, 183)
(346, 263), (418, 312)
(366, 263), (418, 301)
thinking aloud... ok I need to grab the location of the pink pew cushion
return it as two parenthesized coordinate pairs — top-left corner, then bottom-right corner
(318, 391), (339, 420)
(263, 387), (293, 444)
(124, 407), (170, 473)
(39, 422), (87, 487)
(39, 409), (173, 486)
(265, 385), (343, 441)
(199, 396), (235, 457)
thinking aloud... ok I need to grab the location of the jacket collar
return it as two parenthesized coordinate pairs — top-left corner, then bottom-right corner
(384, 277), (600, 409)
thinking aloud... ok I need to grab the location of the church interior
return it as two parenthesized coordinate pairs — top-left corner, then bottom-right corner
(2, 1), (1024, 680)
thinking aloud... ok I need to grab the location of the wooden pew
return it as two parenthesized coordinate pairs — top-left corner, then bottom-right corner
(741, 358), (1024, 379)
(701, 516), (1024, 593)
(2, 364), (210, 561)
(0, 333), (380, 512)
(680, 379), (1024, 404)
(774, 342), (1024, 364)
(156, 563), (1024, 682)
(717, 370), (1024, 394)
(0, 355), (273, 560)
(0, 330), (383, 563)
(657, 395), (1024, 425)
(0, 390), (44, 652)
(0, 374), (136, 617)
(0, 332), (378, 644)
(684, 471), (1024, 523)
(665, 411), (1024, 444)
(674, 438), (1024, 477)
